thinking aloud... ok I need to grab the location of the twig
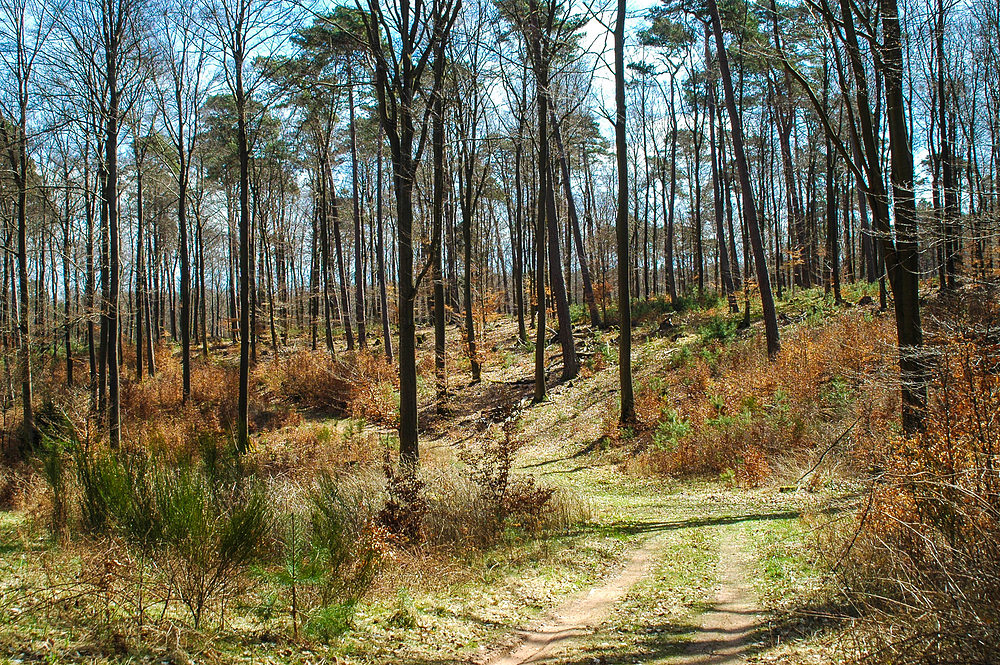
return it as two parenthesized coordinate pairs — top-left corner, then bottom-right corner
(796, 415), (861, 488)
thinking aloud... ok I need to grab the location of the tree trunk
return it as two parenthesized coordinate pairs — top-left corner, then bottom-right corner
(663, 77), (679, 307)
(376, 140), (393, 363)
(615, 0), (634, 423)
(459, 145), (482, 384)
(705, 25), (737, 312)
(937, 0), (959, 289)
(235, 52), (251, 453)
(396, 169), (418, 468)
(533, 56), (548, 403)
(85, 142), (97, 407)
(134, 139), (145, 379)
(431, 59), (447, 400)
(196, 208), (209, 356)
(708, 0), (780, 357)
(331, 183), (355, 350)
(513, 121), (527, 342)
(63, 162), (73, 387)
(12, 118), (34, 447)
(551, 111), (601, 329)
(98, 150), (108, 418)
(823, 57), (842, 304)
(178, 120), (191, 401)
(106, 47), (122, 449)
(349, 76), (367, 348)
(317, 159), (335, 352)
(880, 0), (926, 432)
(545, 158), (578, 380)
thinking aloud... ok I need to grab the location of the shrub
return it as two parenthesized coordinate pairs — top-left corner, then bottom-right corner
(76, 447), (136, 535)
(458, 402), (557, 537)
(268, 350), (353, 414)
(378, 451), (427, 545)
(731, 445), (770, 488)
(385, 588), (419, 629)
(189, 359), (243, 431)
(599, 399), (626, 445)
(501, 476), (556, 531)
(837, 319), (1000, 663)
(698, 315), (738, 343)
(818, 376), (852, 415)
(346, 352), (399, 426)
(630, 296), (674, 323)
(307, 474), (384, 605)
(460, 416), (521, 526)
(38, 444), (69, 537)
(263, 350), (398, 426)
(304, 602), (358, 641)
(652, 409), (690, 452)
(247, 422), (376, 480)
(33, 401), (78, 537)
(0, 461), (30, 510)
(421, 467), (490, 547)
(628, 309), (895, 485)
(154, 462), (272, 628)
(634, 381), (667, 429)
(267, 474), (385, 640)
(420, 463), (577, 550)
(73, 442), (272, 629)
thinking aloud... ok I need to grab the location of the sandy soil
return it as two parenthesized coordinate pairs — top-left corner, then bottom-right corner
(676, 531), (762, 664)
(484, 525), (763, 665)
(484, 535), (668, 665)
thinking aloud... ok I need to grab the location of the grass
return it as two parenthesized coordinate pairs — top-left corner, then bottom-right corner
(744, 509), (825, 610)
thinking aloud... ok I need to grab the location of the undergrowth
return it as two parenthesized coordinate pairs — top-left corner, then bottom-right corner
(834, 283), (1000, 663)
(617, 307), (896, 486)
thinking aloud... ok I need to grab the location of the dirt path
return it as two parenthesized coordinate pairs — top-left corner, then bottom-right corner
(485, 535), (667, 665)
(485, 521), (763, 665)
(464, 350), (779, 665)
(676, 528), (762, 664)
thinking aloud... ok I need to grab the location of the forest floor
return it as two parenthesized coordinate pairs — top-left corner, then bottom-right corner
(325, 299), (855, 664)
(400, 332), (844, 665)
(0, 289), (871, 665)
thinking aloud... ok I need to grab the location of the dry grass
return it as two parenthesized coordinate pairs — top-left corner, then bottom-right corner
(1, 343), (399, 466)
(260, 349), (398, 426)
(247, 422), (380, 482)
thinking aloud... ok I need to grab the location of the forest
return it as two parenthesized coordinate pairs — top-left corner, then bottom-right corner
(0, 0), (998, 661)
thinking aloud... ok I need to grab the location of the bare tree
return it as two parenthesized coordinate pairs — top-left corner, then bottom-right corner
(613, 0), (634, 422)
(452, 7), (497, 384)
(61, 0), (147, 447)
(156, 0), (211, 402)
(779, 0), (926, 430)
(359, 0), (462, 470)
(706, 0), (780, 358)
(0, 0), (52, 448)
(208, 0), (294, 452)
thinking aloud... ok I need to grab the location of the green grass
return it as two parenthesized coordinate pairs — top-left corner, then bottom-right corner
(743, 508), (826, 612)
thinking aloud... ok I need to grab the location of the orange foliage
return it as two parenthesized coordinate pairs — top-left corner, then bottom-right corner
(627, 310), (896, 486)
(858, 330), (1000, 549)
(837, 294), (1000, 660)
(260, 348), (398, 426)
(49, 343), (398, 457)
